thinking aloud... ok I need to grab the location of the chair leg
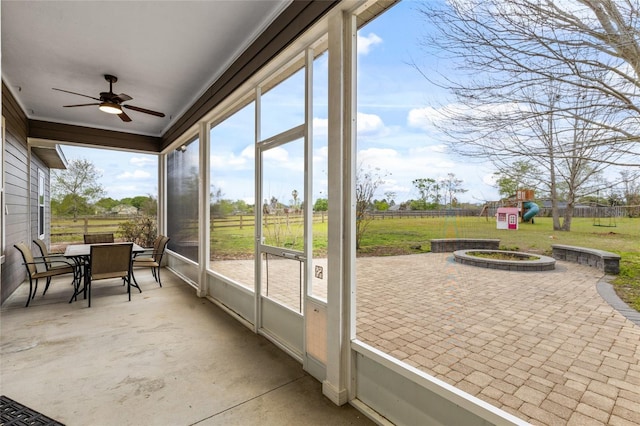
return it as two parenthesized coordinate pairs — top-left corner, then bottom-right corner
(43, 276), (52, 296)
(25, 279), (35, 307)
(156, 267), (163, 287)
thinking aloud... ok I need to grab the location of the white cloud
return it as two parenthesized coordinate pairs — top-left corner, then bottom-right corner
(357, 32), (383, 55)
(407, 106), (446, 132)
(357, 112), (387, 138)
(263, 146), (289, 162)
(313, 117), (328, 137)
(117, 170), (151, 180)
(130, 156), (155, 167)
(104, 183), (156, 199)
(210, 145), (254, 170)
(211, 153), (247, 169)
(240, 145), (255, 160)
(356, 146), (476, 201)
(482, 173), (497, 187)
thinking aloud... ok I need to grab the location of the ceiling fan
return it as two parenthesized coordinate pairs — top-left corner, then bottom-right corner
(53, 74), (165, 122)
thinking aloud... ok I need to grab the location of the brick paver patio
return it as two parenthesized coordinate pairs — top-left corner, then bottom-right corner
(213, 253), (640, 425)
(355, 253), (640, 425)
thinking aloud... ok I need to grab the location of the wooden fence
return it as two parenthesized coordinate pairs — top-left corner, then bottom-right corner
(369, 209), (479, 219)
(51, 216), (135, 239)
(52, 212), (329, 241)
(211, 212), (328, 229)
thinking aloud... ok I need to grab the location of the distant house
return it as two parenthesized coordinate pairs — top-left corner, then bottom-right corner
(112, 205), (138, 215)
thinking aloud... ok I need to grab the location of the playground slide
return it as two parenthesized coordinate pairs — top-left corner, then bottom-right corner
(523, 201), (540, 221)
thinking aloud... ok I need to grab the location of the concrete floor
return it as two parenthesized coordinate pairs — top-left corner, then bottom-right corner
(0, 270), (374, 426)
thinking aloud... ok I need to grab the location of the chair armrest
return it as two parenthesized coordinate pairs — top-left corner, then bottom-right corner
(22, 258), (75, 268)
(133, 249), (154, 258)
(44, 253), (67, 259)
(134, 251), (164, 258)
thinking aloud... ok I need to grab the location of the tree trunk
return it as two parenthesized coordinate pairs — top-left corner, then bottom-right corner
(548, 137), (562, 231)
(562, 201), (574, 231)
(561, 187), (576, 231)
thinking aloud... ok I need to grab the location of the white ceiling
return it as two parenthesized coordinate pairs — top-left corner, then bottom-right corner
(2, 0), (291, 137)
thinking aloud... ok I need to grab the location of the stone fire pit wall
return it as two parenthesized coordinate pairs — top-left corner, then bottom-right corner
(430, 238), (500, 253)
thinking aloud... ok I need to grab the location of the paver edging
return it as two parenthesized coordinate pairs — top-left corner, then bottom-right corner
(596, 278), (640, 326)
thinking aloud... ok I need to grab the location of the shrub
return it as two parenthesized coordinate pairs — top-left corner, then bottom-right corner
(118, 215), (157, 247)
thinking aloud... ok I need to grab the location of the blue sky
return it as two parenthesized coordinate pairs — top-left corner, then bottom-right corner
(58, 1), (502, 205)
(59, 145), (159, 200)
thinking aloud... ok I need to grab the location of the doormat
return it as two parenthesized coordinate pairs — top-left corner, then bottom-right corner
(1, 395), (65, 426)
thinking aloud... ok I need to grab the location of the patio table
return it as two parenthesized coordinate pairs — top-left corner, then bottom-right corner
(65, 242), (144, 303)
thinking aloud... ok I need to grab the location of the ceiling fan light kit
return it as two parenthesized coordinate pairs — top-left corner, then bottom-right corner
(53, 74), (165, 122)
(98, 102), (123, 114)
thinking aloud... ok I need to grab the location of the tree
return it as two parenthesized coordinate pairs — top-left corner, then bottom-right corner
(51, 159), (105, 220)
(139, 195), (158, 217)
(412, 178), (441, 209)
(416, 0), (640, 230)
(54, 193), (94, 217)
(291, 189), (300, 212)
(355, 165), (388, 249)
(373, 199), (390, 211)
(440, 173), (467, 208)
(493, 161), (541, 200)
(313, 198), (328, 211)
(95, 197), (119, 212)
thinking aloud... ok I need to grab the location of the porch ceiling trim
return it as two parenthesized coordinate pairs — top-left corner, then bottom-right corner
(29, 120), (162, 153)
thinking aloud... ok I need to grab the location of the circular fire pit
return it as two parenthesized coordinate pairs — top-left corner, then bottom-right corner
(453, 249), (556, 271)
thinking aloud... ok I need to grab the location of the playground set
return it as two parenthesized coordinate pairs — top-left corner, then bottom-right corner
(492, 189), (540, 230)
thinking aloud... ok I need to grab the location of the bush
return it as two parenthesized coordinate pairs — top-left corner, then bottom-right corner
(118, 215), (157, 247)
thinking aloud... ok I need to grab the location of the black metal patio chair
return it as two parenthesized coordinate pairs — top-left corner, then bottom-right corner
(132, 236), (170, 287)
(14, 243), (76, 307)
(83, 233), (115, 244)
(87, 243), (140, 307)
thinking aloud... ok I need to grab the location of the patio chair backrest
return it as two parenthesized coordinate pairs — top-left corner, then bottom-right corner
(153, 236), (170, 263)
(84, 233), (114, 244)
(14, 243), (37, 277)
(90, 243), (133, 280)
(33, 239), (53, 269)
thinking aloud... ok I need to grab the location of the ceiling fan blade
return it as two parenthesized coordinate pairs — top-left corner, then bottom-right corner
(118, 110), (132, 122)
(116, 93), (133, 102)
(123, 104), (165, 117)
(53, 88), (101, 101)
(63, 103), (101, 107)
